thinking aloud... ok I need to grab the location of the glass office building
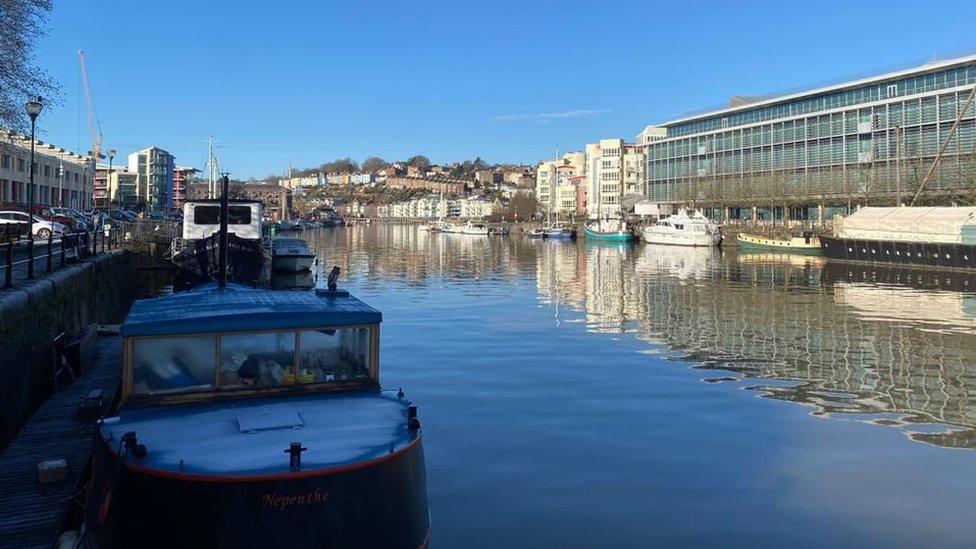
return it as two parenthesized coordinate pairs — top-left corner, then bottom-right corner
(645, 55), (976, 220)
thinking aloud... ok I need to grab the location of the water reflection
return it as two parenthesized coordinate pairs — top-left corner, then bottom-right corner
(301, 225), (976, 451)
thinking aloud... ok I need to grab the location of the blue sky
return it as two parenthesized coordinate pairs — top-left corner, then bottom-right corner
(32, 0), (976, 178)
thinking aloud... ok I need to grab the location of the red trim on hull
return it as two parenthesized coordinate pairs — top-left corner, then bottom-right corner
(105, 433), (422, 483)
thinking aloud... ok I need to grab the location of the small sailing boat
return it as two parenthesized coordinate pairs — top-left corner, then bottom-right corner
(583, 218), (633, 242)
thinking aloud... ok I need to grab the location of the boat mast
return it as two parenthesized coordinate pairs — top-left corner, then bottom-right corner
(207, 135), (217, 199)
(218, 174), (229, 289)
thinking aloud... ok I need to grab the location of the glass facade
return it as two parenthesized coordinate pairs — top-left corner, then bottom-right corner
(646, 58), (976, 214)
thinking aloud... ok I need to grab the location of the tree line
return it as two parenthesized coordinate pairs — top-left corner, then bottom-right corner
(265, 154), (516, 182)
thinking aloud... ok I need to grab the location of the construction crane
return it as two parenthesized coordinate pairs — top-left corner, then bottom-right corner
(78, 49), (103, 160)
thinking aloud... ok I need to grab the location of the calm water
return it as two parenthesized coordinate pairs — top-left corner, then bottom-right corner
(301, 225), (976, 548)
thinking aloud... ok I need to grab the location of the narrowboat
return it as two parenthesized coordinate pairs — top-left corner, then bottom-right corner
(820, 206), (976, 270)
(83, 281), (430, 548)
(736, 232), (821, 254)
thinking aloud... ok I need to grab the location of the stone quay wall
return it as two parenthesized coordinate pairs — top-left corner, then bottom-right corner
(0, 250), (140, 448)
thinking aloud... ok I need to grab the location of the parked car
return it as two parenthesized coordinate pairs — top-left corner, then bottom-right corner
(50, 207), (94, 231)
(0, 210), (67, 238)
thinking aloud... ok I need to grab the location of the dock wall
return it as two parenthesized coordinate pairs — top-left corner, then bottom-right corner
(0, 250), (140, 448)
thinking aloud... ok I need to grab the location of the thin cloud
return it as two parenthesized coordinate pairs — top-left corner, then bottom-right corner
(492, 109), (609, 123)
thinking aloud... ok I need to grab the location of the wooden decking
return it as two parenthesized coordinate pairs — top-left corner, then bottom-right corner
(0, 336), (121, 549)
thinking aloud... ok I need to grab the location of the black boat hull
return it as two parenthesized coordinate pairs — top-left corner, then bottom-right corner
(85, 435), (430, 549)
(171, 233), (270, 289)
(820, 236), (976, 270)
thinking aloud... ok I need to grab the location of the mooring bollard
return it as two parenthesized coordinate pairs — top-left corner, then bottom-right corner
(3, 243), (12, 288)
(46, 231), (53, 272)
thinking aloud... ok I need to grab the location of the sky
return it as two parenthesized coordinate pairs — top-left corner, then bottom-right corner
(30, 0), (976, 178)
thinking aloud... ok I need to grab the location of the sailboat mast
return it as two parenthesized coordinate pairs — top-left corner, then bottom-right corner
(208, 135), (216, 199)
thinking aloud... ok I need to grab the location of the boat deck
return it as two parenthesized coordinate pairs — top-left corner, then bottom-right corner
(0, 336), (122, 549)
(103, 390), (417, 477)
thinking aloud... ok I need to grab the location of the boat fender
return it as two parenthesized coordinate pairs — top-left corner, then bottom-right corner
(121, 431), (147, 459)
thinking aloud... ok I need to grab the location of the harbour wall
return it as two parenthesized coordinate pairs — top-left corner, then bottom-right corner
(0, 250), (141, 449)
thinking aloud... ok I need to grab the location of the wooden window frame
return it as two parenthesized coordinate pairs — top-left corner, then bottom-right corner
(122, 324), (380, 405)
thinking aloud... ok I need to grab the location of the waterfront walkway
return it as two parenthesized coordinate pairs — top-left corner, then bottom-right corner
(0, 336), (121, 548)
(1, 231), (120, 290)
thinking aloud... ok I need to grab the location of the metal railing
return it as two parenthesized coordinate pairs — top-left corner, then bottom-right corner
(1, 227), (120, 290)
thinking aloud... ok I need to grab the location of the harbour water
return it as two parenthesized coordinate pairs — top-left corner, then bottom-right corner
(305, 225), (976, 548)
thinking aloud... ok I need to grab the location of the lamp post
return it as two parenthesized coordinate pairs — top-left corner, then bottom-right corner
(25, 96), (43, 279)
(107, 149), (116, 207)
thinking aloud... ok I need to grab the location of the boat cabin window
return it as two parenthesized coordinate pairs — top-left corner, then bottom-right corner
(132, 336), (218, 395)
(219, 332), (296, 388)
(128, 325), (375, 398)
(674, 223), (684, 230)
(298, 328), (370, 382)
(193, 205), (252, 225)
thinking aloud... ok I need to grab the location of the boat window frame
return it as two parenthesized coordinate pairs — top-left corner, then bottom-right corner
(122, 323), (381, 405)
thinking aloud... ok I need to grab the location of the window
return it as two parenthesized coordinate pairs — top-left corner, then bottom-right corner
(132, 335), (217, 395)
(299, 328), (371, 383)
(193, 205), (252, 225)
(43, 165), (50, 177)
(17, 159), (25, 172)
(886, 84), (898, 98)
(1, 155), (9, 169)
(219, 331), (296, 388)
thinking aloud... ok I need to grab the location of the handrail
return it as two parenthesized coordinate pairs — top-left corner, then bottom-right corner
(0, 228), (118, 290)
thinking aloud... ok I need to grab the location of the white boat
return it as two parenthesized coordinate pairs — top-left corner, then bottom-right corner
(271, 237), (315, 272)
(439, 222), (463, 233)
(459, 222), (490, 235)
(642, 209), (721, 247)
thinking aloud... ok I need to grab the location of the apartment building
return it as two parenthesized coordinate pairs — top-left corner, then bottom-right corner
(536, 151), (585, 212)
(128, 146), (175, 211)
(0, 132), (92, 210)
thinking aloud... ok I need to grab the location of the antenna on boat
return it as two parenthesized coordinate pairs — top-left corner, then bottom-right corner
(218, 173), (229, 289)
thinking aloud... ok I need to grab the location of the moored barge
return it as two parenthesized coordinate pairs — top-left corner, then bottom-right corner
(83, 282), (430, 548)
(820, 206), (976, 270)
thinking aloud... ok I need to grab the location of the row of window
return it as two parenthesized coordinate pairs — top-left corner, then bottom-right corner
(647, 161), (972, 201)
(652, 92), (976, 160)
(650, 121), (974, 178)
(0, 179), (87, 208)
(667, 63), (976, 137)
(131, 327), (372, 396)
(1, 154), (88, 185)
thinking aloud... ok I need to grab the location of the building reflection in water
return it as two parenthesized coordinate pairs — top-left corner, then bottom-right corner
(303, 225), (976, 450)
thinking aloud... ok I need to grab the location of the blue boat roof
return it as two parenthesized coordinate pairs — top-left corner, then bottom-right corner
(121, 283), (382, 337)
(100, 391), (417, 476)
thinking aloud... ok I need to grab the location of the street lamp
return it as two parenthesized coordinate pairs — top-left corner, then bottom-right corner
(25, 96), (43, 279)
(107, 149), (116, 207)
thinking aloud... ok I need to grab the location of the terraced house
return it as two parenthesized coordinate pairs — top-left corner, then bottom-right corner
(641, 54), (976, 222)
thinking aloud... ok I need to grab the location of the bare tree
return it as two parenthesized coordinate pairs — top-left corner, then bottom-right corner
(406, 155), (431, 171)
(361, 156), (388, 173)
(0, 0), (59, 132)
